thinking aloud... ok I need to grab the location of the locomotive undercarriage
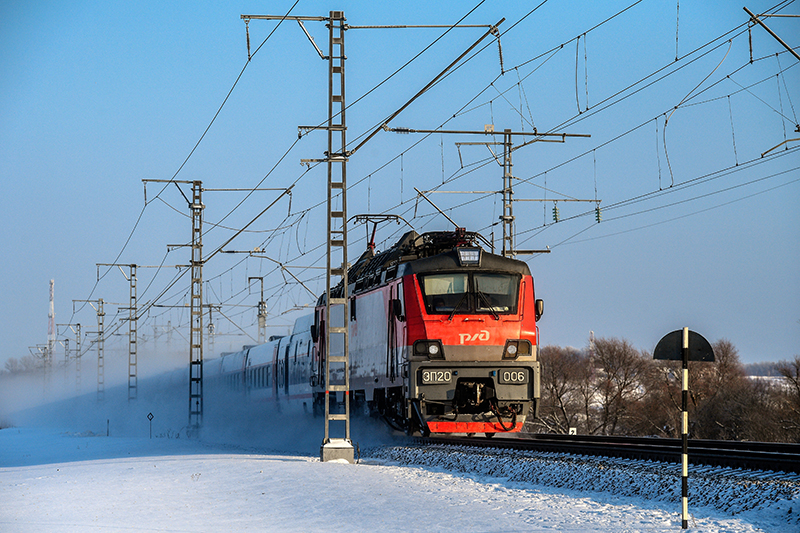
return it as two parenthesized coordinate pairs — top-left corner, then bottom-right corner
(312, 362), (536, 438)
(419, 381), (528, 436)
(360, 385), (528, 438)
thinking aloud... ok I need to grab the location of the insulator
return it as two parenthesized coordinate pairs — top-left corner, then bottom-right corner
(552, 204), (560, 223)
(497, 37), (504, 75)
(246, 20), (251, 61)
(595, 206), (602, 223)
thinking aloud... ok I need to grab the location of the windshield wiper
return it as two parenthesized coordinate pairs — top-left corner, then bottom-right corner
(474, 282), (499, 320)
(448, 293), (469, 321)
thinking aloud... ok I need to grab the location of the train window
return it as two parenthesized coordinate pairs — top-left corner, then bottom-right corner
(420, 273), (470, 313)
(418, 272), (520, 315)
(474, 273), (519, 314)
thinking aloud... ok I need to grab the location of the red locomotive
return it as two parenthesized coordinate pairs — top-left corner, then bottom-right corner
(311, 228), (543, 437)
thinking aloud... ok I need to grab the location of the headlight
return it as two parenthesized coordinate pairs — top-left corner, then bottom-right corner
(456, 247), (481, 266)
(413, 340), (444, 360)
(503, 340), (531, 359)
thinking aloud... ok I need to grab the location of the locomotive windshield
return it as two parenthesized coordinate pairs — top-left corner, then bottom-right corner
(419, 272), (520, 315)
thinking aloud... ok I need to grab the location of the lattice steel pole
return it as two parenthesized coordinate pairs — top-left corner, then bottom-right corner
(321, 10), (354, 463)
(260, 8), (354, 461)
(249, 276), (267, 344)
(63, 338), (69, 387)
(129, 265), (138, 401)
(75, 324), (81, 395)
(97, 299), (105, 402)
(46, 280), (55, 392)
(387, 125), (589, 255)
(500, 129), (515, 257)
(188, 180), (204, 431)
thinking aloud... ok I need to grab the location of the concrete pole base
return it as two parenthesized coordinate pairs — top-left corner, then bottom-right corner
(320, 438), (355, 463)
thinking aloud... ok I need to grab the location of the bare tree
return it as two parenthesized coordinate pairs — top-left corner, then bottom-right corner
(737, 378), (787, 442)
(684, 339), (786, 441)
(532, 346), (586, 433)
(631, 360), (681, 438)
(3, 356), (40, 374)
(686, 339), (744, 406)
(776, 355), (800, 401)
(775, 355), (800, 441)
(709, 339), (745, 389)
(590, 338), (649, 435)
(574, 350), (600, 435)
(3, 358), (21, 374)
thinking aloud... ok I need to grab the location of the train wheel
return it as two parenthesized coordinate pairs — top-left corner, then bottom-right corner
(466, 433), (475, 437)
(484, 433), (495, 439)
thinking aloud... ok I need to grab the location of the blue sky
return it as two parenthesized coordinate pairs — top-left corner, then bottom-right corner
(1, 0), (798, 375)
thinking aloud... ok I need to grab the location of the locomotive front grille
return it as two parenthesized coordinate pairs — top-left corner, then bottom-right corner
(411, 362), (535, 404)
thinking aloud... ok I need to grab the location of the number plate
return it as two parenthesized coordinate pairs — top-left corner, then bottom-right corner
(421, 369), (452, 384)
(498, 369), (528, 384)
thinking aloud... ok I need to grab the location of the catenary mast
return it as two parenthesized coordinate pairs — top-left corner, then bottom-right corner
(47, 280), (55, 374)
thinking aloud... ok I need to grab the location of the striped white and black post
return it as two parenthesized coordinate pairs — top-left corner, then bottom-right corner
(653, 327), (713, 530)
(681, 326), (690, 529)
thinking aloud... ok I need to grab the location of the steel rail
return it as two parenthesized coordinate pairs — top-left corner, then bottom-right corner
(419, 433), (800, 473)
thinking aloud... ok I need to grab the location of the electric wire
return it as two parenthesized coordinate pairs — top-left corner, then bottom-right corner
(137, 0), (504, 317)
(347, 0), (794, 261)
(193, 0), (647, 271)
(557, 172), (800, 247)
(512, 146), (800, 249)
(61, 0), (799, 356)
(68, 0), (301, 326)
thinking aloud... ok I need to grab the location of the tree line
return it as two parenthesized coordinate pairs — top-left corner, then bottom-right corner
(3, 355), (43, 375)
(527, 337), (800, 443)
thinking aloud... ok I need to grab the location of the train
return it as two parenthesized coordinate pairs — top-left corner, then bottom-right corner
(207, 228), (544, 438)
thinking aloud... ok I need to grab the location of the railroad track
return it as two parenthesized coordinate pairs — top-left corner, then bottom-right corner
(419, 433), (800, 473)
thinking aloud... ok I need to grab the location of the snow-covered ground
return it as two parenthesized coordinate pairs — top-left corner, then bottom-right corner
(2, 425), (798, 533)
(1, 374), (797, 532)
